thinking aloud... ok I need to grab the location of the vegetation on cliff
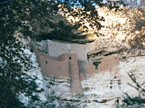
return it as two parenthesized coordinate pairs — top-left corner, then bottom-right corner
(0, 0), (125, 107)
(0, 0), (144, 107)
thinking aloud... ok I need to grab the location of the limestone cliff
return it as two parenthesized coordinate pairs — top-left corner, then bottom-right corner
(36, 7), (145, 108)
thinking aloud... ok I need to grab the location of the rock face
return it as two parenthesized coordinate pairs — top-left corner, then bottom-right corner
(35, 7), (145, 108)
(43, 56), (145, 108)
(82, 56), (145, 107)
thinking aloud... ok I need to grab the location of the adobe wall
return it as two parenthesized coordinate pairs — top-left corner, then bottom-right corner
(60, 53), (83, 94)
(37, 53), (70, 79)
(97, 56), (120, 74)
(34, 50), (83, 94)
(47, 40), (95, 61)
(33, 39), (97, 94)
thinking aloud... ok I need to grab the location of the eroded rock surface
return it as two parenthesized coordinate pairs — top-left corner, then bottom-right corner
(40, 7), (145, 108)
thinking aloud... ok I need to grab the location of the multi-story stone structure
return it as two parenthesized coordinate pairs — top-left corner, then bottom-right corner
(32, 40), (96, 94)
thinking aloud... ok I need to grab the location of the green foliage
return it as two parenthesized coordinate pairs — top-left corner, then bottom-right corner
(0, 33), (42, 108)
(37, 21), (85, 42)
(0, 1), (43, 108)
(0, 0), (125, 42)
(127, 8), (145, 49)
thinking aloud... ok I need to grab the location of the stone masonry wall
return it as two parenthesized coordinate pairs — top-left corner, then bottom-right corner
(47, 40), (95, 61)
(60, 54), (83, 94)
(97, 56), (120, 74)
(32, 40), (97, 94)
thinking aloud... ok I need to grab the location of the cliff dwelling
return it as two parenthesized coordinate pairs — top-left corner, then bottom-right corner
(31, 39), (121, 94)
(32, 40), (97, 94)
(32, 39), (122, 94)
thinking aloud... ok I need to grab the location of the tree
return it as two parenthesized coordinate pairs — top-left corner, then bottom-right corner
(0, 0), (124, 41)
(0, 1), (43, 108)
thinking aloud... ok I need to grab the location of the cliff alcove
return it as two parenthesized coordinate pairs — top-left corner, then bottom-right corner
(30, 6), (145, 108)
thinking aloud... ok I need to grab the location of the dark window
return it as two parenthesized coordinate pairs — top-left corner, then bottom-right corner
(30, 49), (33, 52)
(46, 60), (47, 64)
(69, 57), (71, 60)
